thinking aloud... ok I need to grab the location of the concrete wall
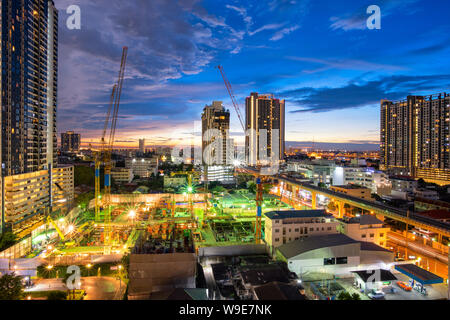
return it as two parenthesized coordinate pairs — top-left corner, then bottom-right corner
(198, 244), (268, 258)
(128, 253), (197, 299)
(288, 256), (360, 276)
(285, 243), (361, 276)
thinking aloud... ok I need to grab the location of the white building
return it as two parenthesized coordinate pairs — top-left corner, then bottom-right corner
(111, 168), (134, 184)
(390, 176), (418, 193)
(332, 166), (391, 196)
(414, 188), (439, 201)
(276, 234), (395, 277)
(202, 165), (235, 184)
(264, 210), (339, 253)
(338, 215), (389, 248)
(276, 234), (361, 276)
(286, 159), (336, 186)
(125, 157), (158, 178)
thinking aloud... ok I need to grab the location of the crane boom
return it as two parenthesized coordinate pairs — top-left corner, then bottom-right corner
(94, 47), (128, 252)
(217, 65), (245, 132)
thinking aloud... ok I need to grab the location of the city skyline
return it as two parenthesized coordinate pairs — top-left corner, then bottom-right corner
(55, 0), (450, 149)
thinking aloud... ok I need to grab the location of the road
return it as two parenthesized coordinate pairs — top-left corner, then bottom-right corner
(25, 277), (123, 300)
(388, 231), (448, 264)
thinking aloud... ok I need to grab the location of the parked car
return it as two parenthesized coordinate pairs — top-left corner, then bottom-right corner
(368, 289), (385, 300)
(396, 281), (412, 291)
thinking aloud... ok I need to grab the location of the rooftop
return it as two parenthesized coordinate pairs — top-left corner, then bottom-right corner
(395, 264), (443, 285)
(277, 234), (359, 259)
(264, 210), (331, 220)
(332, 184), (370, 190)
(253, 282), (306, 300)
(240, 265), (291, 286)
(352, 269), (397, 283)
(390, 175), (416, 182)
(343, 214), (384, 225)
(360, 241), (392, 253)
(416, 209), (450, 220)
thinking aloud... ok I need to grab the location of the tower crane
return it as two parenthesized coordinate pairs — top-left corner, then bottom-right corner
(217, 65), (263, 243)
(216, 65), (245, 132)
(94, 46), (128, 251)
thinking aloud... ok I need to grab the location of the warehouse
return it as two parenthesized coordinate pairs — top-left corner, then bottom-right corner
(276, 234), (361, 276)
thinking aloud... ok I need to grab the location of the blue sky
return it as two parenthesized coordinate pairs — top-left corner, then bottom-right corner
(55, 0), (450, 150)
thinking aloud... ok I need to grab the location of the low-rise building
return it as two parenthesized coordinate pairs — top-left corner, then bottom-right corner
(125, 157), (158, 178)
(390, 176), (418, 193)
(264, 210), (339, 253)
(286, 159), (335, 186)
(330, 185), (372, 200)
(414, 188), (439, 201)
(276, 234), (361, 276)
(276, 234), (395, 277)
(332, 166), (391, 196)
(164, 175), (187, 189)
(201, 165), (235, 184)
(338, 215), (389, 247)
(111, 168), (134, 184)
(1, 166), (74, 235)
(415, 210), (450, 223)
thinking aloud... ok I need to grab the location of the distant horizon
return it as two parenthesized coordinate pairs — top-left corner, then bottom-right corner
(78, 139), (380, 152)
(55, 0), (450, 147)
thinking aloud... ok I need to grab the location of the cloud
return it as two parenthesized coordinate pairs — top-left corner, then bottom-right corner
(286, 56), (406, 73)
(248, 23), (286, 36)
(330, 0), (421, 31)
(270, 25), (300, 41)
(226, 4), (253, 29)
(283, 74), (450, 113)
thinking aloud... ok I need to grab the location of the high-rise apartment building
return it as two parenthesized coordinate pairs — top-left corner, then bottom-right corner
(201, 101), (235, 183)
(201, 101), (231, 165)
(139, 139), (146, 154)
(381, 93), (450, 184)
(1, 0), (58, 175)
(245, 93), (285, 166)
(61, 131), (81, 152)
(1, 0), (59, 234)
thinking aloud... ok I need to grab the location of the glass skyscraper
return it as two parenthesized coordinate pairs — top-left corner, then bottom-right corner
(1, 0), (58, 234)
(1, 0), (58, 176)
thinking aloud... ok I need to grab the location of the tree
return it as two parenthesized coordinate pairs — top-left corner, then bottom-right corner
(337, 291), (360, 300)
(0, 232), (18, 251)
(247, 181), (256, 194)
(0, 273), (24, 300)
(47, 291), (67, 300)
(351, 293), (361, 300)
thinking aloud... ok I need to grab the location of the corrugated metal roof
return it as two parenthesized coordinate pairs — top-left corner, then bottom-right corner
(277, 234), (359, 259)
(264, 210), (331, 220)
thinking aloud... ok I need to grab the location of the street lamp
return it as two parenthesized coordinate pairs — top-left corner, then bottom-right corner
(118, 265), (123, 290)
(86, 264), (92, 277)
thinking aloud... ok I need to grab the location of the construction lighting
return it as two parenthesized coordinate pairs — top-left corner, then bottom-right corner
(187, 186), (193, 193)
(128, 210), (136, 219)
(68, 225), (75, 233)
(47, 265), (53, 270)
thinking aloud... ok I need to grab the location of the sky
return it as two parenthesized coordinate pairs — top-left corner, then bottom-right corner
(54, 0), (450, 151)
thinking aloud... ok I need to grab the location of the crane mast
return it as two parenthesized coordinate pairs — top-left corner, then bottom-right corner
(94, 47), (128, 252)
